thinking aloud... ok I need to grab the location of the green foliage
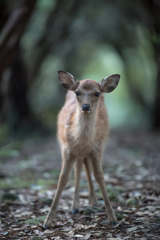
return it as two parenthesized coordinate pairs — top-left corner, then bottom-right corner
(36, 0), (55, 11)
(0, 124), (9, 145)
(0, 141), (22, 158)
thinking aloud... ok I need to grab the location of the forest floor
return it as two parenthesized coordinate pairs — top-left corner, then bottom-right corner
(0, 131), (160, 240)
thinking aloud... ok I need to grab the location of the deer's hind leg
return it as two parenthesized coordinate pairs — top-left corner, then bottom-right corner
(84, 157), (98, 206)
(90, 151), (117, 225)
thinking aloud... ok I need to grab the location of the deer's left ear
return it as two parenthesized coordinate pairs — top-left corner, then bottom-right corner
(99, 74), (120, 93)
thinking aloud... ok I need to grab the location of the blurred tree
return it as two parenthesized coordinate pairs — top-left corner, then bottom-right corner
(116, 0), (160, 130)
(145, 0), (160, 130)
(0, 0), (37, 133)
(0, 0), (160, 133)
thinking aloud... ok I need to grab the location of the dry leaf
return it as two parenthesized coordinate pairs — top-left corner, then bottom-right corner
(113, 218), (125, 228)
(68, 229), (75, 237)
(135, 211), (145, 216)
(43, 229), (54, 234)
(62, 227), (72, 232)
(74, 234), (84, 238)
(82, 233), (91, 239)
(127, 226), (138, 232)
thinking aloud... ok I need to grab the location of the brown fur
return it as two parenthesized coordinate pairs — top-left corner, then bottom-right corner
(44, 71), (120, 228)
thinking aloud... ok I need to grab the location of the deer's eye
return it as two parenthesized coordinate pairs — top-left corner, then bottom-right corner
(75, 91), (80, 96)
(95, 92), (100, 97)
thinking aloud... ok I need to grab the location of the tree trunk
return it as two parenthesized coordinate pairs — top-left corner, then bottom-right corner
(153, 43), (160, 130)
(0, 0), (39, 134)
(9, 46), (31, 129)
(148, 0), (160, 130)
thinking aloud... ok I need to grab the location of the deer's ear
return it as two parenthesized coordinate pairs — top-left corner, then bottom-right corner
(99, 74), (120, 93)
(58, 70), (79, 91)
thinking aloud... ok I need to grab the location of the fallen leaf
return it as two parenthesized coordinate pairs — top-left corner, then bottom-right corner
(135, 211), (145, 216)
(42, 229), (54, 234)
(127, 226), (138, 232)
(82, 234), (91, 239)
(113, 218), (125, 228)
(74, 234), (84, 238)
(62, 227), (72, 232)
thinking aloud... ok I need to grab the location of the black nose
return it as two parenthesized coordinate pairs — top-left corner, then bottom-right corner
(82, 104), (90, 111)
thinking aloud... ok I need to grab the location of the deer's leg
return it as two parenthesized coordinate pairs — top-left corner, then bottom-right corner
(72, 158), (83, 213)
(90, 152), (117, 225)
(84, 158), (98, 205)
(43, 149), (74, 228)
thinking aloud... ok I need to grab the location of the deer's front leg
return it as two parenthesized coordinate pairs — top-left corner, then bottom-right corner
(72, 158), (83, 213)
(90, 152), (117, 225)
(44, 150), (74, 228)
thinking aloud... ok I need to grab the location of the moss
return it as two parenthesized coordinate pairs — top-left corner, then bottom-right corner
(0, 193), (18, 202)
(0, 177), (33, 188)
(0, 149), (20, 158)
(36, 178), (56, 186)
(116, 212), (124, 220)
(0, 141), (22, 158)
(0, 124), (9, 144)
(0, 176), (58, 189)
(25, 216), (46, 225)
(83, 205), (103, 215)
(126, 197), (137, 206)
(97, 185), (125, 202)
(32, 237), (43, 240)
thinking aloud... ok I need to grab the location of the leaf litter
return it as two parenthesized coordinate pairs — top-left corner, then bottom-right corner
(0, 131), (160, 239)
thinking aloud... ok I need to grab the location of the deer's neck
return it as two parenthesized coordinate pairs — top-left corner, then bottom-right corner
(74, 107), (97, 138)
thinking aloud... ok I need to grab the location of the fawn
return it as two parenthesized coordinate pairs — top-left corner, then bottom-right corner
(44, 70), (120, 228)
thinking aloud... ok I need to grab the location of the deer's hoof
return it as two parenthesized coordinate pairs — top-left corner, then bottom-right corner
(110, 222), (117, 226)
(43, 219), (54, 229)
(43, 224), (48, 229)
(71, 208), (79, 214)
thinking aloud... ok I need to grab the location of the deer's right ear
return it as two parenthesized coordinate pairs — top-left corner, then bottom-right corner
(58, 70), (79, 91)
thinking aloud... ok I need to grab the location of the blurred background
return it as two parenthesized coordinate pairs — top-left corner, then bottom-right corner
(0, 0), (160, 141)
(0, 2), (160, 236)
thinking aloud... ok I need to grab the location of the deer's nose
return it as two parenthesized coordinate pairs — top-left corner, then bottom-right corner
(82, 104), (90, 111)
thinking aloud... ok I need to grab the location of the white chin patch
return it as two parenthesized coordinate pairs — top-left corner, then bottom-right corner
(81, 110), (91, 113)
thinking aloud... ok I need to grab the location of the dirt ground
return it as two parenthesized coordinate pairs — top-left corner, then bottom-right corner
(0, 131), (160, 239)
